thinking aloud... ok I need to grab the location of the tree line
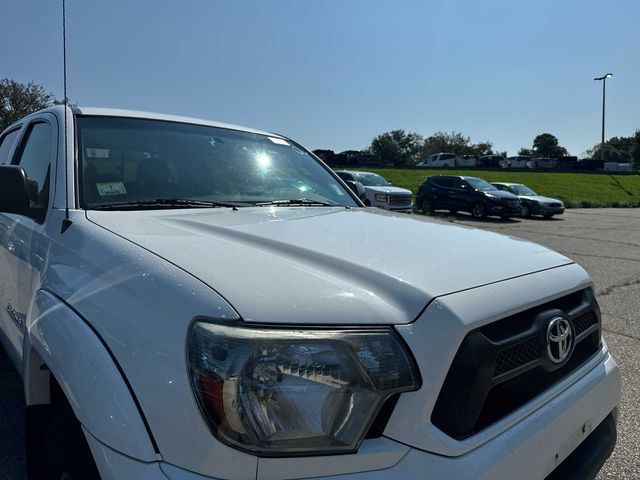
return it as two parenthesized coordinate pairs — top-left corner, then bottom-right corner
(342, 129), (570, 166)
(586, 133), (640, 166)
(363, 129), (640, 168)
(370, 130), (501, 166)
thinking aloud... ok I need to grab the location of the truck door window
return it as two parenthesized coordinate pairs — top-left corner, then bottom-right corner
(13, 122), (52, 222)
(0, 128), (21, 165)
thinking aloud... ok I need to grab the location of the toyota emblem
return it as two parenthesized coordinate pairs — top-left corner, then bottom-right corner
(547, 317), (574, 364)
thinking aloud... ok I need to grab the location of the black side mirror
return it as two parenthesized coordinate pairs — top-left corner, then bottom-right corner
(346, 180), (366, 200)
(0, 166), (30, 215)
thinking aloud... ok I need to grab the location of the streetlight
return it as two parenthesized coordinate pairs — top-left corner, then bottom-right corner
(594, 73), (613, 162)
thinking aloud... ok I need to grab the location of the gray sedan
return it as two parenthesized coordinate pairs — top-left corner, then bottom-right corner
(492, 182), (565, 218)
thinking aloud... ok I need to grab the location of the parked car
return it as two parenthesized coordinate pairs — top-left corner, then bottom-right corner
(556, 156), (579, 171)
(416, 152), (457, 168)
(335, 170), (412, 212)
(603, 162), (634, 172)
(575, 159), (604, 171)
(527, 157), (558, 169)
(477, 154), (505, 168)
(417, 175), (521, 219)
(499, 156), (531, 168)
(333, 150), (383, 167)
(331, 170), (366, 200)
(0, 106), (619, 480)
(455, 154), (480, 167)
(492, 182), (565, 218)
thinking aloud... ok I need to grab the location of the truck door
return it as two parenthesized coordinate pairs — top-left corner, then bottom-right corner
(0, 116), (56, 373)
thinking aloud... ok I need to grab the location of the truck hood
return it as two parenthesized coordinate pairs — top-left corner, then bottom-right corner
(87, 207), (573, 325)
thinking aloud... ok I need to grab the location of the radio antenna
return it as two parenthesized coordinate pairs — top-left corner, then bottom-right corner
(61, 0), (72, 233)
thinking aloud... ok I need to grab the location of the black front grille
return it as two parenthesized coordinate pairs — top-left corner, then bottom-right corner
(573, 310), (598, 336)
(493, 337), (539, 376)
(549, 202), (563, 208)
(389, 195), (412, 206)
(431, 288), (601, 440)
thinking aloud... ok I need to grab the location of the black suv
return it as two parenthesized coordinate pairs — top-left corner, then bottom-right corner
(417, 175), (521, 219)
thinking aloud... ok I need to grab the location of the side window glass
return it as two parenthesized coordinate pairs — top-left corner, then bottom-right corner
(440, 178), (453, 188)
(432, 177), (446, 187)
(0, 128), (21, 165)
(13, 122), (53, 221)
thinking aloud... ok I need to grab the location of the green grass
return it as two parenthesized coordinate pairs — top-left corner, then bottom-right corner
(353, 168), (640, 208)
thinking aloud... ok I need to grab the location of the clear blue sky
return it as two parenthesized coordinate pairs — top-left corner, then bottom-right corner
(1, 0), (638, 157)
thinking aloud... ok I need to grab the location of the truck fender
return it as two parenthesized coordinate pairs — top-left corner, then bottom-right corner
(25, 289), (158, 462)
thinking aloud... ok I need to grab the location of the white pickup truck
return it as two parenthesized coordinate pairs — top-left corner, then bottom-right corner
(0, 106), (620, 480)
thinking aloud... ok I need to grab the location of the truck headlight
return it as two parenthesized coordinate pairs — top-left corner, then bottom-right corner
(374, 193), (389, 203)
(188, 320), (420, 455)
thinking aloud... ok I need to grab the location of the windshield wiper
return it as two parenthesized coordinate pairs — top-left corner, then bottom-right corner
(253, 198), (339, 207)
(92, 198), (249, 210)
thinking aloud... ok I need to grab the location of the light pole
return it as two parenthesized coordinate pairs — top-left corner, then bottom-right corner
(594, 73), (613, 162)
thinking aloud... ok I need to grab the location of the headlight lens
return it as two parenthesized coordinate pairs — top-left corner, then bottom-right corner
(188, 320), (420, 455)
(374, 193), (389, 202)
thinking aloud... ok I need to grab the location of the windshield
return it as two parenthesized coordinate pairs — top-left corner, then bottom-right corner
(466, 177), (497, 191)
(76, 116), (358, 209)
(354, 173), (391, 186)
(511, 185), (537, 196)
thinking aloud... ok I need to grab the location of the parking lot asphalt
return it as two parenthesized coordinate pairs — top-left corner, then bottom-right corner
(0, 208), (638, 479)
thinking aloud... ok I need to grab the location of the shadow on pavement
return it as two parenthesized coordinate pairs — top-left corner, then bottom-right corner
(422, 210), (523, 224)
